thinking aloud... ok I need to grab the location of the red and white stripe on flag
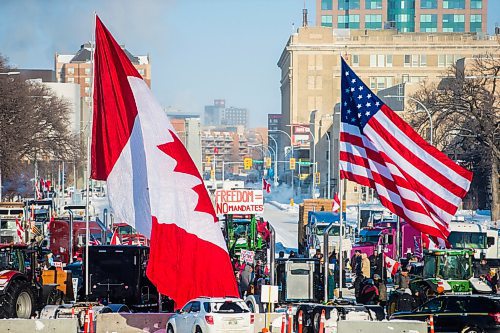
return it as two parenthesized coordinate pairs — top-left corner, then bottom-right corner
(384, 255), (400, 276)
(332, 193), (340, 212)
(91, 16), (237, 308)
(339, 58), (472, 241)
(16, 218), (24, 243)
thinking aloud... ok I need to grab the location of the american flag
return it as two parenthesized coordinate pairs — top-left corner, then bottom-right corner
(339, 58), (472, 241)
(16, 218), (24, 243)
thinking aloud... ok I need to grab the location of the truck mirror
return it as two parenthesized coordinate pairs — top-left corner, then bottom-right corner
(383, 234), (389, 244)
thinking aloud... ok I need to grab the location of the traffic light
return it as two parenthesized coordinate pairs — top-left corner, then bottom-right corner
(265, 157), (272, 168)
(244, 157), (253, 170)
(289, 158), (296, 170)
(315, 172), (320, 185)
(206, 156), (211, 163)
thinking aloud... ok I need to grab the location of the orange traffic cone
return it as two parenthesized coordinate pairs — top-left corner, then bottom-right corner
(298, 310), (303, 333)
(83, 308), (89, 333)
(89, 306), (94, 333)
(429, 314), (435, 333)
(318, 309), (326, 333)
(280, 313), (286, 333)
(287, 306), (293, 333)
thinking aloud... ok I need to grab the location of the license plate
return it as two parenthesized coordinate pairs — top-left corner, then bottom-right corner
(228, 320), (237, 325)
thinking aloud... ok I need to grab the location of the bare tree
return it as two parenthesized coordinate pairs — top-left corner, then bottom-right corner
(0, 54), (78, 195)
(409, 54), (499, 221)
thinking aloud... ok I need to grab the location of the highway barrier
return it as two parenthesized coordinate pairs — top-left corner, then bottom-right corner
(0, 318), (78, 332)
(95, 313), (173, 333)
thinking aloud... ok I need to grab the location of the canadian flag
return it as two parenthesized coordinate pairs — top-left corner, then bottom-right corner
(110, 229), (121, 245)
(332, 193), (340, 212)
(91, 17), (237, 308)
(384, 254), (400, 276)
(262, 178), (271, 193)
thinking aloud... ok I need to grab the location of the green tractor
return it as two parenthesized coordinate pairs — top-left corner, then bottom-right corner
(411, 249), (492, 300)
(387, 249), (492, 315)
(223, 214), (268, 264)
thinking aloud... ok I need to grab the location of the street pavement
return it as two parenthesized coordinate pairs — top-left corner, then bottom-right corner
(262, 202), (298, 255)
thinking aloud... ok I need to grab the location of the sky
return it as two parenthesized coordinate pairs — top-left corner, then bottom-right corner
(0, 0), (499, 128)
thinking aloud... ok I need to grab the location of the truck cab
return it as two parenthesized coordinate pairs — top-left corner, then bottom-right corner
(447, 222), (499, 263)
(304, 211), (352, 258)
(0, 203), (24, 243)
(352, 221), (421, 259)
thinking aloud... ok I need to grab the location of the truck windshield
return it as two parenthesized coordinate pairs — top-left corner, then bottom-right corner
(437, 255), (472, 280)
(315, 225), (340, 236)
(448, 232), (487, 249)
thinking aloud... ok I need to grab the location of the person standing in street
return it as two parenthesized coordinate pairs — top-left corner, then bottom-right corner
(239, 265), (253, 298)
(373, 274), (387, 306)
(361, 253), (371, 279)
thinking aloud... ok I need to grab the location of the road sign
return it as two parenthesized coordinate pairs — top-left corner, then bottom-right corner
(214, 189), (264, 214)
(244, 157), (253, 170)
(289, 158), (296, 170)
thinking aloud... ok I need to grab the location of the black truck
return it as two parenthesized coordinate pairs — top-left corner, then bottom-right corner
(84, 245), (172, 312)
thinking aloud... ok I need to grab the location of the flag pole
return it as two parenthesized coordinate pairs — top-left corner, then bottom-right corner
(337, 56), (344, 299)
(85, 11), (97, 299)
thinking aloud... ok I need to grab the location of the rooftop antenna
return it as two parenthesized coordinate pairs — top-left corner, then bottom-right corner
(302, 1), (308, 27)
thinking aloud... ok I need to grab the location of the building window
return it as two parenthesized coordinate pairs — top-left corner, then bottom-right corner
(85, 68), (91, 75)
(471, 0), (482, 9)
(386, 54), (393, 67)
(349, 14), (360, 28)
(365, 0), (382, 9)
(338, 0), (360, 10)
(369, 77), (393, 90)
(470, 14), (482, 32)
(321, 15), (333, 27)
(67, 77), (74, 83)
(84, 77), (91, 84)
(338, 15), (348, 28)
(443, 14), (465, 32)
(370, 54), (389, 67)
(365, 14), (382, 29)
(443, 0), (465, 9)
(84, 87), (90, 94)
(420, 14), (437, 32)
(67, 67), (74, 75)
(420, 0), (437, 8)
(321, 0), (332, 10)
(404, 55), (411, 67)
(138, 69), (145, 75)
(420, 54), (427, 67)
(352, 54), (359, 67)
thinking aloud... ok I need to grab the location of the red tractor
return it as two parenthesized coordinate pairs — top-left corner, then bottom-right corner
(0, 244), (70, 318)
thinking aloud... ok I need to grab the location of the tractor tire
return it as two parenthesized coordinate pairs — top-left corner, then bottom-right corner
(386, 293), (399, 316)
(0, 280), (35, 319)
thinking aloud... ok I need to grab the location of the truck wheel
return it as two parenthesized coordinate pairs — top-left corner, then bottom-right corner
(0, 280), (35, 319)
(461, 327), (484, 333)
(46, 289), (63, 305)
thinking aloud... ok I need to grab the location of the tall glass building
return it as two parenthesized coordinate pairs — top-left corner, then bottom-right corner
(317, 0), (487, 33)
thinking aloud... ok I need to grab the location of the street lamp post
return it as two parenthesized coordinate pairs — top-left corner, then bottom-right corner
(269, 130), (294, 197)
(386, 95), (433, 145)
(268, 135), (279, 187)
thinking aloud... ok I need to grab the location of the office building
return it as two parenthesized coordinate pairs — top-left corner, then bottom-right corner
(317, 0), (487, 33)
(277, 26), (498, 201)
(55, 42), (151, 133)
(204, 99), (248, 127)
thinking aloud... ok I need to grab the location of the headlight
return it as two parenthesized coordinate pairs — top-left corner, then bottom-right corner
(0, 278), (8, 285)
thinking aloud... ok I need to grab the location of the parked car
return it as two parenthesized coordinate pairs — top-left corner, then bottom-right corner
(166, 297), (254, 333)
(390, 295), (500, 333)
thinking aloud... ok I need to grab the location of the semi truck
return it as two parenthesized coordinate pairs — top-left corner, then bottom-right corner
(0, 202), (24, 243)
(302, 211), (352, 258)
(447, 221), (500, 265)
(297, 198), (336, 255)
(352, 220), (422, 259)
